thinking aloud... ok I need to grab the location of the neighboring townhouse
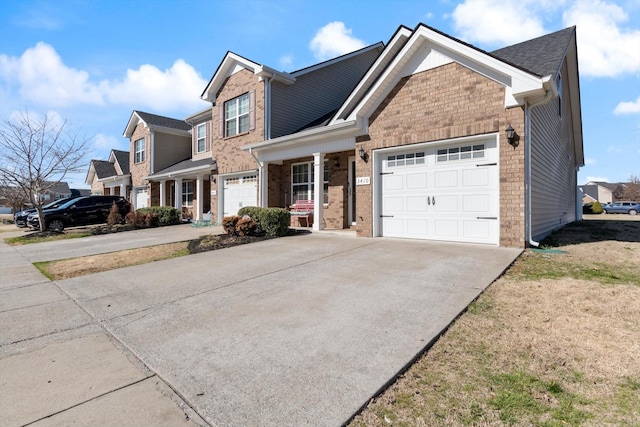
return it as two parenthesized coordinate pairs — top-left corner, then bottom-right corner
(85, 149), (131, 197)
(198, 23), (582, 248)
(122, 111), (193, 210)
(40, 181), (72, 201)
(580, 181), (623, 204)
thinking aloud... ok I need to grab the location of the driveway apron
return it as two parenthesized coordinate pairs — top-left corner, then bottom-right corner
(55, 233), (521, 426)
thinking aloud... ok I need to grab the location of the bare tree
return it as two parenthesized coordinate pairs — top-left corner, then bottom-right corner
(0, 183), (29, 213)
(619, 175), (640, 201)
(0, 111), (90, 231)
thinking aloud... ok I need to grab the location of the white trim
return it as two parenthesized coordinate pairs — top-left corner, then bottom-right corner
(144, 164), (212, 181)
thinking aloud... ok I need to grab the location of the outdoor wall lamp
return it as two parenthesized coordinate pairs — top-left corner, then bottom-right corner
(358, 146), (368, 162)
(506, 125), (518, 148)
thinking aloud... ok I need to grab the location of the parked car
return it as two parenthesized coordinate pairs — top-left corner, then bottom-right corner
(602, 201), (639, 215)
(27, 195), (131, 231)
(14, 197), (80, 227)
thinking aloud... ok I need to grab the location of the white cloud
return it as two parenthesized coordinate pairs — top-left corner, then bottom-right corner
(614, 95), (640, 115)
(584, 157), (597, 165)
(0, 42), (208, 112)
(310, 22), (366, 61)
(450, 0), (553, 46)
(563, 0), (640, 77)
(92, 133), (121, 152)
(279, 55), (294, 70)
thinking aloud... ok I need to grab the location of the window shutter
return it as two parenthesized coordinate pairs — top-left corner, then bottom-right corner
(206, 121), (211, 152)
(192, 126), (197, 154)
(218, 105), (224, 138)
(249, 90), (256, 131)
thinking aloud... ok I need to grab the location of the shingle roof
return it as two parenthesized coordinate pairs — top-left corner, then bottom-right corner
(91, 159), (117, 179)
(111, 150), (130, 175)
(148, 158), (215, 177)
(491, 27), (575, 77)
(134, 111), (191, 132)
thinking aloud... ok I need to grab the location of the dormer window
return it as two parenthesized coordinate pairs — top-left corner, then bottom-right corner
(196, 123), (206, 153)
(225, 93), (250, 137)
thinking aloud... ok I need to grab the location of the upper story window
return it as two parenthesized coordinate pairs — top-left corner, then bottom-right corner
(134, 138), (145, 163)
(557, 73), (562, 117)
(196, 123), (206, 153)
(225, 93), (250, 137)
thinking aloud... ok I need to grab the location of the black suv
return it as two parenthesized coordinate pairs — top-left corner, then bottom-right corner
(14, 196), (80, 227)
(27, 196), (131, 231)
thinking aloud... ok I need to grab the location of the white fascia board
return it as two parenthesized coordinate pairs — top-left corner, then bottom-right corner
(330, 28), (412, 124)
(256, 65), (296, 85)
(185, 107), (213, 124)
(241, 120), (360, 152)
(98, 174), (131, 184)
(123, 112), (144, 138)
(347, 25), (545, 120)
(144, 165), (211, 181)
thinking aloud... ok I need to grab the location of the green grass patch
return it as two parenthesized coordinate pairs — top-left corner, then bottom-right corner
(5, 232), (92, 245)
(511, 253), (639, 286)
(33, 261), (55, 280)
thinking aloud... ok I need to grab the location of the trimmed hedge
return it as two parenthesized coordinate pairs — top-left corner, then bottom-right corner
(136, 206), (181, 226)
(237, 206), (290, 237)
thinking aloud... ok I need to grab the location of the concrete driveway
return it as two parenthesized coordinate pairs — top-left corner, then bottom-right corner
(1, 228), (520, 426)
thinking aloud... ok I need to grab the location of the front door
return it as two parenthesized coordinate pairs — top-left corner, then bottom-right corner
(348, 157), (356, 226)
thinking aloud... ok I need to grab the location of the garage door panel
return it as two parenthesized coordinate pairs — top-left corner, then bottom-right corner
(462, 194), (490, 213)
(382, 218), (404, 235)
(407, 196), (428, 212)
(434, 170), (457, 188)
(384, 175), (403, 190)
(433, 219), (458, 237)
(406, 173), (428, 189)
(384, 197), (404, 212)
(223, 175), (257, 216)
(463, 220), (492, 239)
(434, 195), (458, 212)
(407, 219), (428, 235)
(463, 168), (490, 186)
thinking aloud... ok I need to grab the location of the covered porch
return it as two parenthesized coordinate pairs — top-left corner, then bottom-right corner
(146, 159), (215, 221)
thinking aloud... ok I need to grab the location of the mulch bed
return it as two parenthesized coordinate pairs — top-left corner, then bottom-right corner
(187, 233), (273, 254)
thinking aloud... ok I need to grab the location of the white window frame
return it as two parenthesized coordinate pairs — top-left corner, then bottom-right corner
(224, 93), (250, 137)
(182, 180), (194, 207)
(196, 123), (206, 153)
(291, 161), (328, 204)
(134, 138), (145, 163)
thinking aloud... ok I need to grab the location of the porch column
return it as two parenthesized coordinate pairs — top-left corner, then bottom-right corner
(313, 152), (324, 230)
(260, 162), (269, 207)
(159, 180), (166, 206)
(119, 183), (126, 198)
(175, 178), (183, 218)
(196, 174), (203, 221)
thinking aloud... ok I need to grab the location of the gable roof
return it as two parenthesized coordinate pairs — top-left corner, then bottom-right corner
(123, 110), (191, 138)
(110, 149), (130, 175)
(92, 160), (117, 179)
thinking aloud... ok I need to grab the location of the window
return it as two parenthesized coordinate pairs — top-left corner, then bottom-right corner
(437, 144), (485, 163)
(182, 181), (193, 207)
(292, 161), (328, 203)
(557, 73), (562, 117)
(225, 93), (250, 137)
(196, 123), (206, 153)
(387, 152), (425, 168)
(134, 138), (145, 163)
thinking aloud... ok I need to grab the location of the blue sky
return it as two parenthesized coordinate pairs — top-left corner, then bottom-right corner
(1, 0), (638, 188)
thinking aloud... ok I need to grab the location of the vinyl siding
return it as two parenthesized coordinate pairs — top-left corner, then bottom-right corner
(152, 132), (191, 172)
(270, 47), (382, 138)
(530, 63), (577, 241)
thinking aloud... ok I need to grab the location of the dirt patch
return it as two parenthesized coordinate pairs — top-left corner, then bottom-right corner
(349, 219), (640, 426)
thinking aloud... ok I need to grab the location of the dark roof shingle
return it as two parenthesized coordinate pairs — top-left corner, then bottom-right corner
(135, 111), (191, 132)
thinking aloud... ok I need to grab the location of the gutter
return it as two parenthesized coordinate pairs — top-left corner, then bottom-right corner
(524, 87), (554, 248)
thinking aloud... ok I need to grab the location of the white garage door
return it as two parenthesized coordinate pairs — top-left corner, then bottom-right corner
(379, 139), (499, 245)
(223, 174), (258, 216)
(135, 188), (148, 209)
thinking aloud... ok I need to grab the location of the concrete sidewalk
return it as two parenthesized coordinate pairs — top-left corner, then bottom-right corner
(1, 227), (521, 426)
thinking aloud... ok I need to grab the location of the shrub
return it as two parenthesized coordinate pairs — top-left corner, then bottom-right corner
(136, 206), (180, 226)
(222, 216), (240, 235)
(238, 206), (264, 234)
(125, 212), (136, 225)
(236, 216), (257, 236)
(107, 202), (122, 226)
(144, 212), (160, 227)
(260, 208), (290, 237)
(591, 201), (603, 214)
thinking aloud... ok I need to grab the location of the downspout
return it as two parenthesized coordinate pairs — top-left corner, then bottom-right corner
(249, 147), (264, 207)
(525, 89), (554, 247)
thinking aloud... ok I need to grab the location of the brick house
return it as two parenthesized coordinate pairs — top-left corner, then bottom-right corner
(199, 24), (582, 247)
(85, 149), (130, 197)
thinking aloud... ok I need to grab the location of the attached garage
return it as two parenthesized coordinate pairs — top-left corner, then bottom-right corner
(222, 174), (258, 216)
(135, 187), (148, 210)
(375, 136), (499, 245)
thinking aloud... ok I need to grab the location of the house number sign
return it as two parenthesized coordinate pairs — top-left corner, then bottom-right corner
(356, 177), (370, 185)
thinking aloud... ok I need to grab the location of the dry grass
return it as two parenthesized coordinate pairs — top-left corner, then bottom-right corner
(350, 219), (640, 426)
(35, 242), (189, 280)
